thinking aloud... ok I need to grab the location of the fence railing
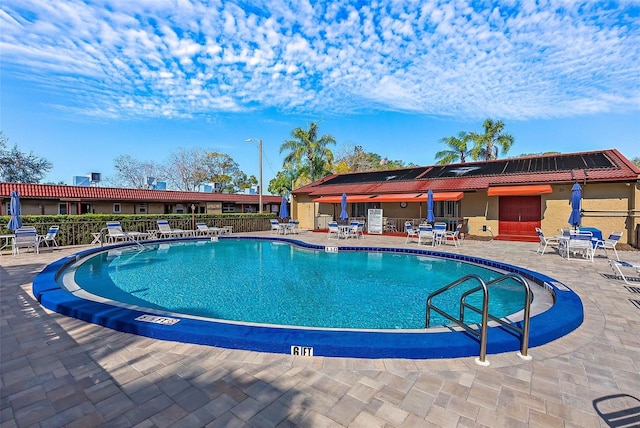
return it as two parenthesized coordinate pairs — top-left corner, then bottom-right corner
(0, 214), (273, 247)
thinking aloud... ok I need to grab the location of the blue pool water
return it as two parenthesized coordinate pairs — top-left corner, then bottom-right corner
(71, 240), (524, 329)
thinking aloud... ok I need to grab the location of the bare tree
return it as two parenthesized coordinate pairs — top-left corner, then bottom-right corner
(109, 155), (164, 188)
(164, 147), (208, 191)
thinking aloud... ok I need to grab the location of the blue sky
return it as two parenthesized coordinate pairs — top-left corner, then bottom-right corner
(1, 0), (639, 191)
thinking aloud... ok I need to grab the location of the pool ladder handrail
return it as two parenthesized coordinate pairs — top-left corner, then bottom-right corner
(425, 273), (532, 366)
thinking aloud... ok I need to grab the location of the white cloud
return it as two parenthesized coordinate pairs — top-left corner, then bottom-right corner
(0, 0), (638, 121)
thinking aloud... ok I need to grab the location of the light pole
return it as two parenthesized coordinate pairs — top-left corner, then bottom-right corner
(245, 138), (263, 213)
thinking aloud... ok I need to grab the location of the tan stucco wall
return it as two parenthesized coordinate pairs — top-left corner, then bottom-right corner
(293, 195), (319, 230)
(542, 183), (633, 242)
(461, 192), (499, 238)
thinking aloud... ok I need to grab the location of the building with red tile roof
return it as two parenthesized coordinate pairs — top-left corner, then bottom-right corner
(0, 183), (282, 216)
(292, 149), (640, 244)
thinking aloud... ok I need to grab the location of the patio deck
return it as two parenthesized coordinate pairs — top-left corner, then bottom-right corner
(1, 232), (639, 427)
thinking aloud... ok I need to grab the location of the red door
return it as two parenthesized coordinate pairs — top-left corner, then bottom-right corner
(498, 196), (541, 237)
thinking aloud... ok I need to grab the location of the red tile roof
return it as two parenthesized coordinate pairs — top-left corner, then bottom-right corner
(0, 182), (282, 204)
(295, 149), (639, 197)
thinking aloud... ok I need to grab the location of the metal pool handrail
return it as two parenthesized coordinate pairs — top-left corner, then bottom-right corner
(460, 273), (532, 361)
(425, 272), (532, 366)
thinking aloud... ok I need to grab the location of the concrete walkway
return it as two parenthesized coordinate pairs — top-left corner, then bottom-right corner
(1, 232), (639, 427)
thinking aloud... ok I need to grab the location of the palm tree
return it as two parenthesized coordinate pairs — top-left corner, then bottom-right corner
(469, 119), (514, 161)
(280, 121), (336, 182)
(435, 132), (471, 164)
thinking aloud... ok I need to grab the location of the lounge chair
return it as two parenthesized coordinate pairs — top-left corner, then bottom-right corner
(106, 222), (149, 243)
(106, 222), (131, 243)
(39, 225), (60, 249)
(594, 231), (623, 261)
(535, 227), (560, 255)
(444, 223), (463, 247)
(405, 222), (418, 243)
(196, 222), (223, 236)
(12, 226), (39, 255)
(157, 220), (186, 238)
(608, 260), (640, 285)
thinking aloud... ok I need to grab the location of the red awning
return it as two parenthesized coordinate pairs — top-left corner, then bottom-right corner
(487, 185), (553, 197)
(430, 192), (464, 201)
(368, 193), (423, 202)
(312, 194), (375, 203)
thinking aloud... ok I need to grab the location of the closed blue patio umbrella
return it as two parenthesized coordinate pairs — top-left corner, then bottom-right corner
(426, 190), (435, 223)
(568, 183), (582, 229)
(7, 190), (22, 231)
(340, 193), (348, 222)
(279, 195), (289, 220)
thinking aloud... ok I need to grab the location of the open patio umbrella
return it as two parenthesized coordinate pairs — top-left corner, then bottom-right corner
(426, 190), (435, 223)
(279, 195), (289, 220)
(568, 183), (582, 229)
(7, 190), (22, 231)
(340, 193), (348, 222)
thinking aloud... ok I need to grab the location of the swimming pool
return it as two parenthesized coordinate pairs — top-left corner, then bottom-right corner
(33, 236), (584, 359)
(64, 240), (526, 329)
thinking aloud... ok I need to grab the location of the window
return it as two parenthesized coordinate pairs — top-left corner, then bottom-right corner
(113, 203), (121, 214)
(58, 203), (68, 215)
(139, 203), (147, 213)
(222, 203), (236, 213)
(434, 201), (458, 218)
(175, 204), (184, 214)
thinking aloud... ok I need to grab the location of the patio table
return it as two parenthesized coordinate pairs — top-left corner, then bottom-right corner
(0, 234), (15, 255)
(579, 227), (602, 246)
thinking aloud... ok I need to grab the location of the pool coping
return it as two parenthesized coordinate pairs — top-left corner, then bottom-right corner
(32, 236), (584, 360)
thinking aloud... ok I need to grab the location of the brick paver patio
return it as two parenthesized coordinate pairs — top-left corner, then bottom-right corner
(1, 232), (639, 427)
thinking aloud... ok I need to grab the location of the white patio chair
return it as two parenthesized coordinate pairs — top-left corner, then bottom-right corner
(535, 227), (560, 255)
(270, 219), (281, 234)
(345, 221), (363, 239)
(417, 225), (435, 246)
(594, 231), (623, 261)
(288, 220), (300, 235)
(405, 222), (418, 243)
(12, 226), (39, 255)
(444, 223), (463, 247)
(39, 225), (60, 249)
(327, 221), (341, 240)
(433, 222), (447, 246)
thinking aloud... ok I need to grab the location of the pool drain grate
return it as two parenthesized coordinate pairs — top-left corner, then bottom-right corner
(625, 286), (640, 294)
(631, 300), (640, 310)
